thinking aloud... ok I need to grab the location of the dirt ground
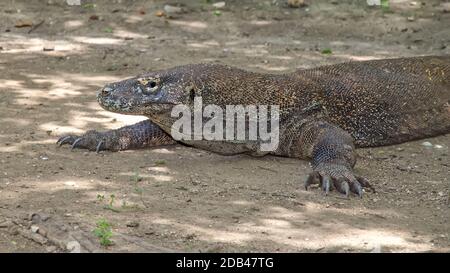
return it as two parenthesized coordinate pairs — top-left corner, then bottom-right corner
(0, 0), (449, 253)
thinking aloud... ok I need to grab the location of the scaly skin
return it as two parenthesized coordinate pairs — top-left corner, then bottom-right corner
(58, 56), (450, 198)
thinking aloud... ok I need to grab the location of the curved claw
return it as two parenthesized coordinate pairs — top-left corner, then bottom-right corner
(71, 138), (83, 150)
(338, 180), (350, 198)
(351, 181), (363, 198)
(357, 176), (375, 193)
(305, 171), (320, 191)
(305, 164), (373, 198)
(57, 136), (72, 146)
(322, 176), (331, 195)
(95, 140), (103, 153)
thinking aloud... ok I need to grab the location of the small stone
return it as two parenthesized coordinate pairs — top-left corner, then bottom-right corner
(46, 246), (57, 252)
(30, 225), (39, 233)
(288, 0), (306, 8)
(155, 10), (165, 17)
(126, 221), (139, 228)
(164, 5), (183, 14)
(434, 144), (443, 149)
(38, 227), (48, 237)
(421, 141), (433, 147)
(212, 2), (226, 9)
(367, 0), (381, 6)
(66, 241), (81, 253)
(66, 0), (81, 6)
(407, 16), (415, 22)
(40, 155), (49, 160)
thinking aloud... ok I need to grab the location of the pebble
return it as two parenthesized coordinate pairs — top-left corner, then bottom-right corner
(421, 141), (433, 147)
(434, 145), (443, 149)
(126, 221), (139, 228)
(164, 5), (183, 14)
(288, 0), (306, 8)
(30, 225), (39, 233)
(66, 241), (81, 253)
(66, 0), (80, 6)
(46, 246), (57, 253)
(367, 0), (380, 6)
(213, 2), (226, 9)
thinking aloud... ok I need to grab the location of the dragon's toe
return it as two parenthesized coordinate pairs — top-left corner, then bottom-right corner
(56, 130), (107, 152)
(304, 163), (374, 198)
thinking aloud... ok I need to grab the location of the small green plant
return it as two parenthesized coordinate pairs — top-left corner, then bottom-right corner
(93, 219), (113, 247)
(131, 171), (148, 209)
(96, 194), (105, 202)
(213, 10), (222, 16)
(321, 48), (332, 55)
(134, 186), (143, 194)
(132, 172), (143, 183)
(154, 160), (166, 165)
(103, 27), (113, 33)
(109, 194), (115, 207)
(97, 193), (121, 212)
(104, 194), (120, 212)
(381, 0), (389, 11)
(82, 3), (96, 9)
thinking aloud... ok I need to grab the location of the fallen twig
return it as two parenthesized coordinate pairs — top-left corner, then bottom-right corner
(28, 19), (45, 34)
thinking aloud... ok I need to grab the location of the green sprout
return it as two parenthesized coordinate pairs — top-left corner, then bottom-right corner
(93, 219), (113, 247)
(321, 48), (332, 55)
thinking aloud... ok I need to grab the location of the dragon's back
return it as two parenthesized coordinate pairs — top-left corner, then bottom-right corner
(296, 56), (450, 147)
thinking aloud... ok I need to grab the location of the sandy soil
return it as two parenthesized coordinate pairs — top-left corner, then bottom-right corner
(0, 0), (449, 252)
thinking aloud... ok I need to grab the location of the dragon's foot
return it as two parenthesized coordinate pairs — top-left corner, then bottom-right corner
(57, 130), (112, 153)
(304, 163), (375, 198)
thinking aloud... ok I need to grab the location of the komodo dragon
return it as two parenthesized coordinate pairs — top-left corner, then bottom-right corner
(57, 56), (450, 198)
